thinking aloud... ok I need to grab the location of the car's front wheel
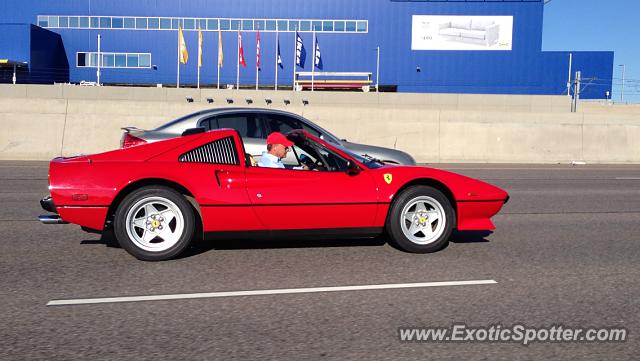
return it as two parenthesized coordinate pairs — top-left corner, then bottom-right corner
(114, 186), (195, 261)
(387, 185), (454, 253)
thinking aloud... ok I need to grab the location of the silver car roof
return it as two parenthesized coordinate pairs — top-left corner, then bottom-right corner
(154, 107), (342, 143)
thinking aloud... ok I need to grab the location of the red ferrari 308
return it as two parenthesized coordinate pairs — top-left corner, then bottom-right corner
(39, 128), (509, 261)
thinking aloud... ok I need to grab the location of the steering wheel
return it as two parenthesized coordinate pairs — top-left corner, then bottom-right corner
(299, 154), (325, 171)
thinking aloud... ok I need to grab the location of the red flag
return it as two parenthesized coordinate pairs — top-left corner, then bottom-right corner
(238, 32), (246, 67)
(256, 30), (261, 69)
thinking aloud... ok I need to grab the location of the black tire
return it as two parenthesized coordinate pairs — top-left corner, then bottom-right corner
(114, 186), (195, 261)
(386, 185), (454, 253)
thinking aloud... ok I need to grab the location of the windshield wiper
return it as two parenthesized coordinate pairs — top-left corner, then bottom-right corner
(362, 153), (384, 164)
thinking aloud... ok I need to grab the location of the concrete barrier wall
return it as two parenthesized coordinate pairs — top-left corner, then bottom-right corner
(1, 84), (639, 163)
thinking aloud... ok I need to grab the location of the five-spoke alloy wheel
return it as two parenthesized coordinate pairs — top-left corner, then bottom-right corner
(387, 185), (454, 253)
(115, 186), (195, 261)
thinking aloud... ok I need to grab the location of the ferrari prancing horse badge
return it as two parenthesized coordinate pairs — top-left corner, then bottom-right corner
(383, 173), (393, 184)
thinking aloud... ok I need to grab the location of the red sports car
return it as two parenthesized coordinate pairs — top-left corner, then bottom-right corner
(39, 128), (509, 261)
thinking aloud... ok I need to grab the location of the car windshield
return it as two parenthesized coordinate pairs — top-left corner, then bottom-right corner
(287, 132), (385, 170)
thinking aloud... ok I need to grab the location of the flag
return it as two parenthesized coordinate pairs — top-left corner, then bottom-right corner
(295, 32), (305, 68)
(314, 35), (322, 69)
(179, 26), (188, 64)
(197, 27), (203, 68)
(256, 30), (261, 69)
(217, 30), (223, 67)
(238, 32), (246, 67)
(277, 41), (283, 69)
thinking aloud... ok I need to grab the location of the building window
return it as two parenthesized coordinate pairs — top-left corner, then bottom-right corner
(135, 17), (147, 29)
(59, 16), (68, 28)
(115, 54), (126, 67)
(39, 15), (368, 33)
(37, 15), (48, 27)
(266, 20), (276, 31)
(123, 17), (135, 29)
(183, 18), (195, 30)
(112, 17), (123, 29)
(207, 19), (218, 30)
(148, 18), (160, 29)
(49, 16), (59, 28)
(103, 54), (115, 67)
(160, 18), (171, 30)
(77, 52), (152, 69)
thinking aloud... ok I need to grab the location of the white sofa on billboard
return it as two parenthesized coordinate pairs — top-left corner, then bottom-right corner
(438, 18), (500, 46)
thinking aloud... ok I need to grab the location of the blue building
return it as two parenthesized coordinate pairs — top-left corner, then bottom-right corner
(0, 0), (613, 98)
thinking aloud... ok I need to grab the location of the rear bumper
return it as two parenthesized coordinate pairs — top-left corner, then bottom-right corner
(40, 195), (56, 213)
(39, 195), (68, 224)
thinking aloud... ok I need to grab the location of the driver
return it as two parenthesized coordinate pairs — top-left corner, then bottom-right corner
(257, 132), (295, 168)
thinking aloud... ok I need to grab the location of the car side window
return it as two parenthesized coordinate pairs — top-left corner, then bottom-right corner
(264, 114), (321, 137)
(213, 113), (265, 139)
(199, 116), (215, 131)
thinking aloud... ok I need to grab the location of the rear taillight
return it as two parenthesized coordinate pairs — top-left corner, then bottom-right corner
(121, 133), (147, 148)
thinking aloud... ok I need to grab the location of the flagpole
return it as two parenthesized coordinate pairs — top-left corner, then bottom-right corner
(217, 30), (221, 89)
(197, 28), (201, 89)
(256, 31), (260, 90)
(217, 31), (220, 89)
(292, 32), (297, 91)
(236, 30), (240, 90)
(177, 27), (180, 88)
(311, 31), (315, 92)
(275, 31), (279, 91)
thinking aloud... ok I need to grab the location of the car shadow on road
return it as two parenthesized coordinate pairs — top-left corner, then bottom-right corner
(79, 230), (492, 259)
(178, 236), (389, 258)
(449, 230), (492, 243)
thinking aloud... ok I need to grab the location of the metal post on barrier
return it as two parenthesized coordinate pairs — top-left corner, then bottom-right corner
(571, 71), (581, 112)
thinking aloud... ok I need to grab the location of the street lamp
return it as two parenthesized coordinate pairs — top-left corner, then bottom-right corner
(618, 64), (625, 103)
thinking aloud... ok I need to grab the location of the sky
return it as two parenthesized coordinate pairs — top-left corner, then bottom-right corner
(542, 0), (640, 103)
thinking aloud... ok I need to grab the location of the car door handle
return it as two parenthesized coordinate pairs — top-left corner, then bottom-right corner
(213, 170), (222, 187)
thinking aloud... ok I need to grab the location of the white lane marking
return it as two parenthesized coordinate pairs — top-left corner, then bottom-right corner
(615, 177), (640, 180)
(47, 279), (497, 306)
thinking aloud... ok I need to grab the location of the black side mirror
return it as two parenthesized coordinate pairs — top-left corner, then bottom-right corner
(346, 160), (361, 175)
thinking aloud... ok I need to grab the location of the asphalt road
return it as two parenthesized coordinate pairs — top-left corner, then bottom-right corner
(1, 162), (638, 360)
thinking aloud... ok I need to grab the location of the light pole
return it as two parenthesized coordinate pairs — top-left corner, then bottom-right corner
(618, 64), (625, 103)
(375, 46), (380, 93)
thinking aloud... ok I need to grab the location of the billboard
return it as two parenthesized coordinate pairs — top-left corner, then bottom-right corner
(412, 15), (513, 51)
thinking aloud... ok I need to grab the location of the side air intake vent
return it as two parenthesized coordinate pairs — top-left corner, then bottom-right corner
(179, 136), (239, 165)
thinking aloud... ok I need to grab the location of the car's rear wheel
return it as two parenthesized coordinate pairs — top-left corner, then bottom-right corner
(387, 185), (454, 253)
(114, 186), (195, 261)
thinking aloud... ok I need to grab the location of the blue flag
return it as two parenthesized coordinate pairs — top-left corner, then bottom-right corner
(277, 42), (283, 69)
(295, 32), (306, 68)
(314, 36), (322, 69)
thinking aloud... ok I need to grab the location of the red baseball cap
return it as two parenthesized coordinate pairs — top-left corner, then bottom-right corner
(266, 132), (294, 147)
